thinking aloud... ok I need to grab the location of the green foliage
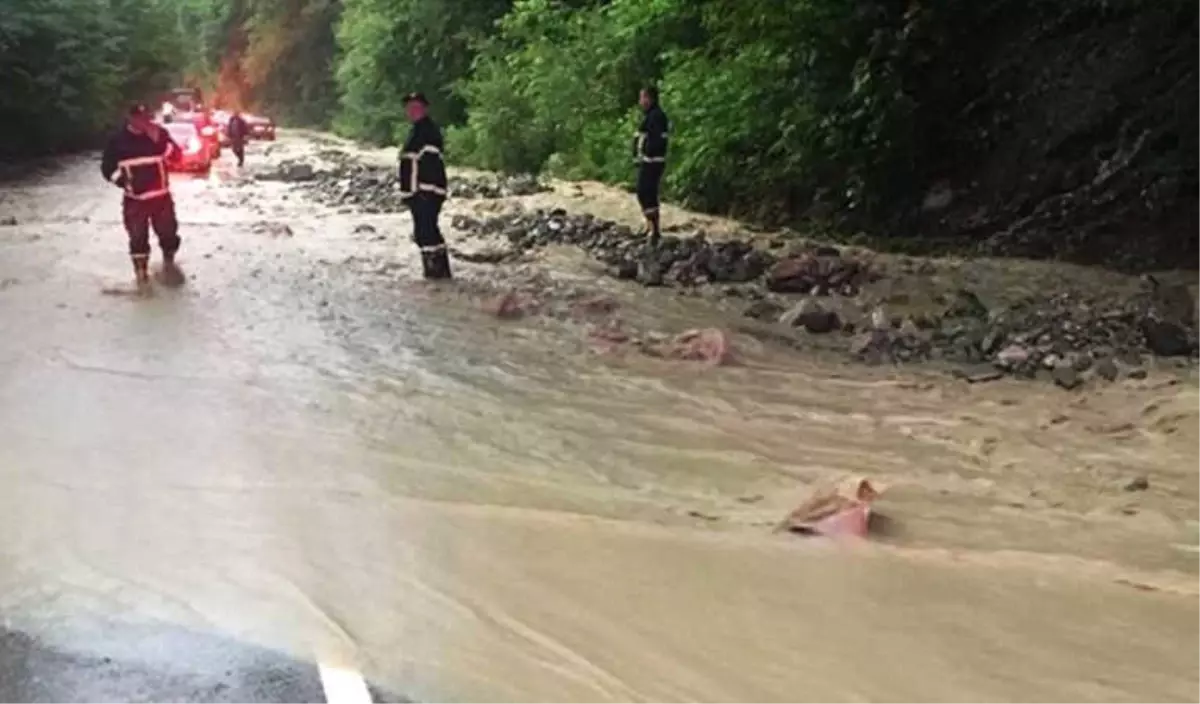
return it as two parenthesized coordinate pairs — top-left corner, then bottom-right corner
(452, 0), (697, 181)
(0, 0), (187, 156)
(334, 0), (509, 144)
(451, 0), (927, 218)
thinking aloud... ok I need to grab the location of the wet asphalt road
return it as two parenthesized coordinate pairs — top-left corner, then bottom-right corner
(0, 147), (402, 703)
(2, 620), (331, 703)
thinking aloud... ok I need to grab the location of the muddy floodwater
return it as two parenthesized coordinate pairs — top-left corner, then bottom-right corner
(0, 135), (1196, 702)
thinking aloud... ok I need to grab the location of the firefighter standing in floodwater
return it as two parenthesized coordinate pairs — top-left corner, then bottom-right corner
(100, 103), (185, 289)
(227, 111), (249, 167)
(633, 86), (670, 245)
(398, 92), (451, 280)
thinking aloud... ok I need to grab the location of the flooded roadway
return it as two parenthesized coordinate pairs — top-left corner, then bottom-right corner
(0, 137), (1196, 702)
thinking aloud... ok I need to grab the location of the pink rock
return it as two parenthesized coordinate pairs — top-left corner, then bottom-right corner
(481, 290), (536, 319)
(777, 477), (885, 540)
(663, 328), (736, 366)
(587, 322), (632, 355)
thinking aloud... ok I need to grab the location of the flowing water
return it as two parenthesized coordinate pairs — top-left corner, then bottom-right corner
(0, 137), (1196, 702)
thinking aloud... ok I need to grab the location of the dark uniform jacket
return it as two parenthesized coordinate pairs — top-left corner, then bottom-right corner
(227, 115), (248, 142)
(100, 126), (180, 200)
(399, 116), (447, 200)
(633, 103), (670, 164)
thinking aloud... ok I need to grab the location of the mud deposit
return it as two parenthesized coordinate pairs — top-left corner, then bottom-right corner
(0, 133), (1196, 702)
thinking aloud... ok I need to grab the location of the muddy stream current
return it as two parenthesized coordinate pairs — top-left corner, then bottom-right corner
(0, 136), (1196, 701)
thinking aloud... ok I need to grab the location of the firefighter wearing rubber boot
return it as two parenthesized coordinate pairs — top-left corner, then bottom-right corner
(100, 103), (185, 291)
(398, 92), (451, 280)
(633, 85), (670, 246)
(228, 111), (249, 167)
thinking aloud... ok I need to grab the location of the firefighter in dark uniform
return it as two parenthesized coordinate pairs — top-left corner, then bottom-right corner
(398, 92), (451, 280)
(100, 103), (185, 289)
(227, 111), (249, 167)
(633, 85), (669, 244)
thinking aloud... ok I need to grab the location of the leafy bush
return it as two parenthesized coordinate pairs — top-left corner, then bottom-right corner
(0, 0), (186, 156)
(334, 0), (510, 144)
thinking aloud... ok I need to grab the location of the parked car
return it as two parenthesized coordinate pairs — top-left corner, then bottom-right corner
(163, 87), (204, 114)
(173, 111), (222, 159)
(160, 122), (213, 173)
(244, 113), (276, 141)
(211, 110), (232, 146)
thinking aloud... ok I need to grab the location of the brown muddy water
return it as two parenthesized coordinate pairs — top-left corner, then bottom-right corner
(0, 134), (1196, 702)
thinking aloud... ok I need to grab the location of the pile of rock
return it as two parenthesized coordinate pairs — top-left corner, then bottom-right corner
(255, 160), (317, 183)
(276, 160), (550, 214)
(759, 284), (1196, 381)
(452, 209), (870, 291)
(449, 206), (1197, 385)
(453, 173), (548, 199)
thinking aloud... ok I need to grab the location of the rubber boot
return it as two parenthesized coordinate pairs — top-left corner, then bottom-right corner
(648, 212), (661, 247)
(133, 256), (151, 292)
(161, 253), (185, 287)
(639, 216), (653, 238)
(422, 248), (453, 280)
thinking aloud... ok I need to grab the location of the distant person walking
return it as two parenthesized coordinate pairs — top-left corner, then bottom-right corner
(398, 92), (451, 280)
(633, 85), (669, 245)
(100, 103), (185, 290)
(227, 111), (249, 167)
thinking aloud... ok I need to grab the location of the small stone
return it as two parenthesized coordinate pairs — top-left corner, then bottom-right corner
(1052, 364), (1083, 390)
(953, 365), (1004, 383)
(1123, 475), (1149, 492)
(850, 329), (890, 362)
(897, 317), (923, 339)
(946, 288), (988, 319)
(637, 260), (664, 287)
(280, 163), (315, 181)
(744, 300), (784, 321)
(0, 216), (16, 227)
(353, 223), (377, 234)
(781, 299), (840, 334)
(1093, 357), (1120, 382)
(610, 260), (638, 280)
(1141, 318), (1193, 357)
(995, 344), (1030, 369)
(869, 305), (889, 331)
(1126, 367), (1148, 380)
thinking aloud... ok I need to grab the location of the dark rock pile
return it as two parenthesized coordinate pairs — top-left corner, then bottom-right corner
(449, 207), (1198, 385)
(256, 160), (316, 183)
(273, 161), (550, 214)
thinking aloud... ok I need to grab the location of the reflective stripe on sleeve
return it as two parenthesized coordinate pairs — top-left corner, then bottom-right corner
(118, 156), (165, 168)
(129, 188), (170, 201)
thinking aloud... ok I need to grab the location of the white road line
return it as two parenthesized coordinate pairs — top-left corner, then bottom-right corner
(317, 662), (374, 704)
